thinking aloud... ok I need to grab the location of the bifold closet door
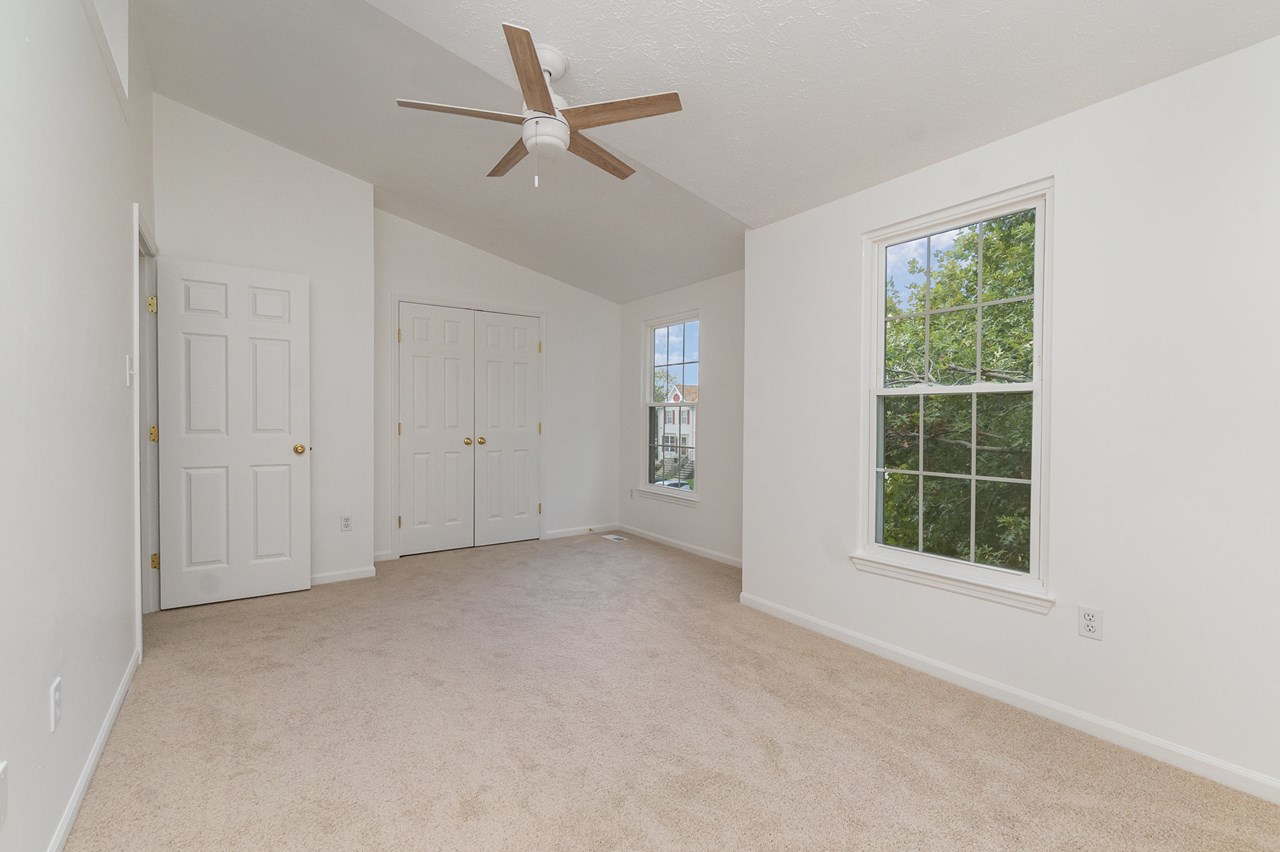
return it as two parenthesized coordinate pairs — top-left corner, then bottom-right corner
(398, 304), (542, 555)
(473, 311), (543, 547)
(398, 303), (475, 555)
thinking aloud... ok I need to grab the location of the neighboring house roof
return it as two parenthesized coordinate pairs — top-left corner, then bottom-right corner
(666, 385), (699, 404)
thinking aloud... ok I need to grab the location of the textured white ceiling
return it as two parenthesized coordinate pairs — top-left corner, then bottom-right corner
(142, 0), (1280, 301)
(367, 0), (1280, 227)
(139, 0), (746, 303)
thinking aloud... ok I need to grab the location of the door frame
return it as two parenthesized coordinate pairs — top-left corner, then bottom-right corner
(390, 294), (547, 558)
(132, 204), (158, 659)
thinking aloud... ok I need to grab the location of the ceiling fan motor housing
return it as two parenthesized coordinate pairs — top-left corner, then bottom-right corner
(522, 90), (569, 156)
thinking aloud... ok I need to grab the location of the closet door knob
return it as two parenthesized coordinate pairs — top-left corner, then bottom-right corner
(463, 437), (473, 446)
(477, 436), (487, 445)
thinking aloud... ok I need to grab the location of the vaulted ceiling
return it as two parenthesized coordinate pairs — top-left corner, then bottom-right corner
(141, 0), (1280, 301)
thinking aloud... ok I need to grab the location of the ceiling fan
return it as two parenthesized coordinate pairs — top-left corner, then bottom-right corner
(397, 23), (681, 181)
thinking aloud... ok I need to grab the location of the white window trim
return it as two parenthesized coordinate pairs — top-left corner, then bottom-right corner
(852, 178), (1055, 613)
(639, 310), (700, 504)
(635, 485), (698, 506)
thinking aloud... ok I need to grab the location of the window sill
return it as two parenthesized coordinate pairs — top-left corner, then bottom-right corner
(849, 552), (1055, 614)
(634, 486), (699, 507)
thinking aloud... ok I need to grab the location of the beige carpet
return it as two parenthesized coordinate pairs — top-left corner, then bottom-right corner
(68, 534), (1279, 851)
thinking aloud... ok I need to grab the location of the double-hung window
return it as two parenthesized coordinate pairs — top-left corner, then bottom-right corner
(858, 184), (1052, 609)
(647, 316), (699, 494)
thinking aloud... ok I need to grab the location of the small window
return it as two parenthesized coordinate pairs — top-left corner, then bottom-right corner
(648, 317), (699, 492)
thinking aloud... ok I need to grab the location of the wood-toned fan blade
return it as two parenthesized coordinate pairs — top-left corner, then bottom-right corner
(396, 100), (523, 125)
(568, 132), (635, 180)
(396, 99), (522, 124)
(502, 24), (555, 115)
(561, 92), (682, 130)
(488, 138), (529, 177)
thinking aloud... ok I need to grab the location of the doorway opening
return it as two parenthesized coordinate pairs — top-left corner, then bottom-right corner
(134, 210), (159, 646)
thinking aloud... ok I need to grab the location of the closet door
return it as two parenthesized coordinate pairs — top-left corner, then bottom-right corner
(474, 311), (543, 546)
(398, 303), (475, 555)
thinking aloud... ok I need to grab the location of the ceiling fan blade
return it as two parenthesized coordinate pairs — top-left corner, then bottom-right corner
(561, 92), (682, 130)
(568, 132), (635, 180)
(396, 99), (524, 125)
(488, 138), (529, 177)
(502, 24), (555, 115)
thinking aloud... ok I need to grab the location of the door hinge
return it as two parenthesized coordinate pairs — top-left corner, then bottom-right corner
(537, 340), (542, 353)
(397, 515), (402, 529)
(397, 328), (402, 343)
(538, 502), (542, 514)
(150, 552), (159, 570)
(146, 296), (157, 314)
(397, 422), (402, 436)
(537, 421), (542, 435)
(148, 425), (158, 442)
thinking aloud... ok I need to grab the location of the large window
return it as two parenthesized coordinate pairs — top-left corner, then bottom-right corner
(868, 189), (1047, 591)
(648, 317), (699, 493)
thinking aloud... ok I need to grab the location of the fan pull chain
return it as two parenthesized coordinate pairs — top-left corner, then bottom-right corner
(534, 120), (540, 188)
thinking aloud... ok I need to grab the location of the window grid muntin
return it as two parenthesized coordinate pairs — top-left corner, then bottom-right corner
(886, 212), (1036, 389)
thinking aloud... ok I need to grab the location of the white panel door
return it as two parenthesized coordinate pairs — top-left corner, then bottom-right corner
(474, 311), (542, 547)
(159, 259), (310, 608)
(398, 303), (475, 555)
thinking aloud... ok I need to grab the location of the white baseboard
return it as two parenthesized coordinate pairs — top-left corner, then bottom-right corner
(373, 550), (396, 563)
(544, 524), (619, 540)
(311, 565), (376, 586)
(49, 647), (140, 851)
(619, 525), (742, 568)
(740, 592), (1280, 805)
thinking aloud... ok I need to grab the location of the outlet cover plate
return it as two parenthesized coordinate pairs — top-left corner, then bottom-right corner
(1078, 606), (1103, 640)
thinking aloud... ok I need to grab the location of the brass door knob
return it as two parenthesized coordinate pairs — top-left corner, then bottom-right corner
(463, 437), (473, 446)
(293, 444), (306, 455)
(477, 436), (487, 445)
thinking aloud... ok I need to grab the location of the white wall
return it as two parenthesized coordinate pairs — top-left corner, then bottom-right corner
(129, 2), (154, 233)
(82, 0), (128, 99)
(153, 96), (376, 585)
(618, 272), (745, 565)
(742, 37), (1280, 801)
(0, 1), (153, 848)
(374, 209), (620, 556)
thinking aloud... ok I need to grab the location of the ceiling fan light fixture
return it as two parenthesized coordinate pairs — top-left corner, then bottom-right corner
(522, 114), (569, 157)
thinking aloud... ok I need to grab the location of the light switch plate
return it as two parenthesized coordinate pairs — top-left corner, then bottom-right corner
(0, 760), (8, 828)
(50, 677), (62, 732)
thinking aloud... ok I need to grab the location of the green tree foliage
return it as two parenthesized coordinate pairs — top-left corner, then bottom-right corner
(878, 210), (1036, 572)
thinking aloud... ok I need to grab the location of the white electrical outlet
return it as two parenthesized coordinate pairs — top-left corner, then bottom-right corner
(0, 760), (8, 829)
(1078, 606), (1103, 640)
(49, 677), (62, 732)
(339, 515), (352, 532)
